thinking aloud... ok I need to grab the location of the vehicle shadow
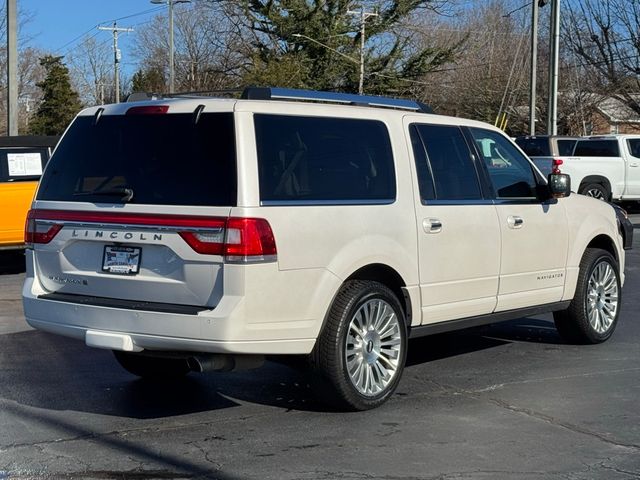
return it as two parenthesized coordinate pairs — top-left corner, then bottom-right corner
(0, 317), (563, 418)
(0, 250), (26, 274)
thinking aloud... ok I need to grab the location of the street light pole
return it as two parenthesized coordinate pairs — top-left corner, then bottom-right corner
(348, 7), (378, 95)
(529, 0), (539, 136)
(152, 0), (190, 94)
(547, 0), (561, 135)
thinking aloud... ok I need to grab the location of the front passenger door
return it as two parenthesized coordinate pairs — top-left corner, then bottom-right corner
(468, 127), (569, 312)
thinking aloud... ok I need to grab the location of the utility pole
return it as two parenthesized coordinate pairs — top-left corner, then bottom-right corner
(347, 6), (378, 95)
(7, 0), (18, 135)
(98, 22), (134, 103)
(547, 0), (560, 135)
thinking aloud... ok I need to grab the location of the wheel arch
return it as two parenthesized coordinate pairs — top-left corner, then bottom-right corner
(345, 263), (413, 327)
(579, 176), (612, 197)
(585, 234), (619, 262)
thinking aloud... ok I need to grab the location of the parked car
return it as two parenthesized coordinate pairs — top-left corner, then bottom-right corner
(520, 134), (640, 202)
(0, 135), (58, 250)
(22, 88), (629, 410)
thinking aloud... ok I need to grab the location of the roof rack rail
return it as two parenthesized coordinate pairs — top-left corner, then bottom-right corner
(241, 87), (433, 114)
(126, 89), (243, 102)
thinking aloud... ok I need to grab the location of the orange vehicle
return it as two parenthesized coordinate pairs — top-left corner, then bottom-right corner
(0, 135), (58, 249)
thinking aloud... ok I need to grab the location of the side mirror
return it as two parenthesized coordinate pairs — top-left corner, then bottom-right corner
(548, 173), (571, 198)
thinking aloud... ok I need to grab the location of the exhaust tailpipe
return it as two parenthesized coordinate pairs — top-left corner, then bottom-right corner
(187, 354), (264, 373)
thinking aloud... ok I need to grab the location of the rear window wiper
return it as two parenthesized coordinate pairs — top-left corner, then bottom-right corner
(73, 187), (134, 202)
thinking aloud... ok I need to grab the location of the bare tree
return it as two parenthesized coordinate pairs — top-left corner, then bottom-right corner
(563, 0), (640, 114)
(132, 2), (244, 93)
(67, 36), (112, 105)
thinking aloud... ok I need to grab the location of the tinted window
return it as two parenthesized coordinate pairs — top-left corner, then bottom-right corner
(255, 115), (395, 203)
(471, 128), (538, 199)
(627, 139), (640, 158)
(413, 124), (481, 200)
(515, 137), (551, 156)
(37, 113), (236, 206)
(557, 139), (577, 156)
(0, 148), (49, 183)
(409, 125), (435, 201)
(573, 140), (620, 157)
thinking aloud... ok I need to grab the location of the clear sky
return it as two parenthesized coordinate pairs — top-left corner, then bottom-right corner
(19, 0), (167, 73)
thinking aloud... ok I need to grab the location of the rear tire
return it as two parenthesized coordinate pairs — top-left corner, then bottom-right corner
(113, 351), (191, 379)
(554, 248), (621, 344)
(579, 183), (609, 202)
(311, 280), (408, 411)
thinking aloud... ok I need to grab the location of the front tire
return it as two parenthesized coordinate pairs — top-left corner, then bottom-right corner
(311, 280), (408, 411)
(554, 248), (621, 344)
(113, 351), (191, 379)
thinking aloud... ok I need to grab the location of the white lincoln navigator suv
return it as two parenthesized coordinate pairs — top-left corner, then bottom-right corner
(23, 88), (630, 410)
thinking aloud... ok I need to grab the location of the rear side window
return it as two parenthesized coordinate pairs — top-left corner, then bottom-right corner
(0, 148), (49, 182)
(37, 113), (236, 206)
(557, 139), (577, 156)
(255, 115), (395, 203)
(412, 124), (482, 201)
(515, 137), (551, 156)
(573, 140), (620, 157)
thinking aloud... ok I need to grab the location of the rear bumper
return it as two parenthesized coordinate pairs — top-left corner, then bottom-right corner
(22, 251), (341, 356)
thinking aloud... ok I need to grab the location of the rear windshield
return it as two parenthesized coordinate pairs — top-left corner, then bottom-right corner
(0, 148), (49, 182)
(557, 139), (577, 156)
(515, 137), (550, 156)
(573, 140), (620, 157)
(37, 112), (236, 206)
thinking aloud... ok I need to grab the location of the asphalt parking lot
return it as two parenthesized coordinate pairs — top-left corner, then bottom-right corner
(1, 218), (639, 480)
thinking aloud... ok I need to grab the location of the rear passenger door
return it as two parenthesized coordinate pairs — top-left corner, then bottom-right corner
(406, 120), (501, 324)
(467, 127), (569, 311)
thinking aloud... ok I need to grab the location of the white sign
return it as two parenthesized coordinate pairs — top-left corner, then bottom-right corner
(7, 152), (43, 177)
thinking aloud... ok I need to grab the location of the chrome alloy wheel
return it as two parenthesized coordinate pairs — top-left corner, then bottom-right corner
(586, 188), (605, 200)
(345, 298), (402, 397)
(586, 261), (619, 334)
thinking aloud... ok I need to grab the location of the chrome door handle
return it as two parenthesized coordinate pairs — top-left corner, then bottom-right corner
(423, 218), (442, 234)
(630, 163), (639, 167)
(507, 216), (524, 229)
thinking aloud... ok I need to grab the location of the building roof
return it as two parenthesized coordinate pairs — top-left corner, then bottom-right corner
(596, 95), (640, 124)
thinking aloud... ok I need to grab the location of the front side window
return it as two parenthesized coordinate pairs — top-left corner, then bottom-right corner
(255, 115), (395, 203)
(412, 124), (482, 201)
(627, 139), (640, 159)
(470, 128), (538, 200)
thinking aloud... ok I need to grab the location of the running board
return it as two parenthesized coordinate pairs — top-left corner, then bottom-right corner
(409, 301), (571, 338)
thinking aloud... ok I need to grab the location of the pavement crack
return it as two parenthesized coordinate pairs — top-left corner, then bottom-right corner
(485, 397), (640, 451)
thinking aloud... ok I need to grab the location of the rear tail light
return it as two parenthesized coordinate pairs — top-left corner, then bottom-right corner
(179, 217), (277, 263)
(25, 210), (63, 245)
(23, 209), (277, 263)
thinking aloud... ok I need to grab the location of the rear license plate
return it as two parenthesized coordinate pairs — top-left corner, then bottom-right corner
(102, 246), (141, 275)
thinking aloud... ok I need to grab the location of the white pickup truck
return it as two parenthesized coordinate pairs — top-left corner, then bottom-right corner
(517, 134), (640, 202)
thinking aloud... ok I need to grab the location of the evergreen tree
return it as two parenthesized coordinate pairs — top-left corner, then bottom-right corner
(239, 0), (464, 95)
(30, 56), (83, 136)
(131, 67), (166, 94)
